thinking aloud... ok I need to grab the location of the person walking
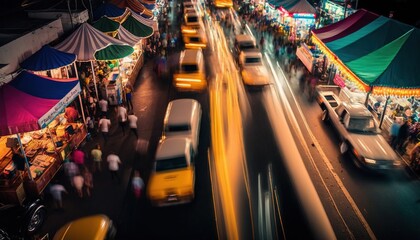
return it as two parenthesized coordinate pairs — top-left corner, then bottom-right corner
(71, 147), (86, 168)
(98, 115), (111, 143)
(128, 112), (139, 139)
(72, 174), (84, 198)
(63, 160), (80, 184)
(107, 152), (122, 183)
(259, 35), (265, 52)
(91, 143), (103, 172)
(98, 98), (108, 118)
(50, 182), (68, 209)
(124, 83), (134, 111)
(396, 120), (411, 154)
(389, 117), (401, 149)
(131, 170), (145, 200)
(117, 104), (128, 135)
(82, 166), (94, 197)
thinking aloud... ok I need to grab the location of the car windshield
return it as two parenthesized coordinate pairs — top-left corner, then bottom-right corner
(347, 117), (377, 133)
(240, 44), (256, 50)
(156, 156), (188, 172)
(245, 57), (261, 64)
(182, 64), (198, 72)
(166, 124), (190, 132)
(186, 16), (198, 23)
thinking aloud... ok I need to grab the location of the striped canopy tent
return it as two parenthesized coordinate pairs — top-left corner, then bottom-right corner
(20, 45), (76, 71)
(54, 22), (134, 99)
(54, 22), (134, 61)
(92, 16), (120, 37)
(0, 71), (81, 136)
(129, 8), (158, 32)
(139, 0), (156, 10)
(117, 25), (143, 46)
(279, 0), (316, 14)
(312, 9), (420, 97)
(110, 0), (154, 18)
(93, 2), (129, 22)
(121, 15), (154, 38)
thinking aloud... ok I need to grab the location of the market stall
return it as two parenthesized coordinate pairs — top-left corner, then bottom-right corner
(311, 9), (420, 130)
(54, 22), (134, 102)
(319, 0), (356, 25)
(0, 71), (83, 204)
(93, 2), (129, 22)
(92, 16), (120, 37)
(267, 0), (316, 41)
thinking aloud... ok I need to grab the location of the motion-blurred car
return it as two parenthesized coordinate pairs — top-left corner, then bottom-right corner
(173, 49), (207, 91)
(239, 50), (270, 86)
(52, 214), (116, 240)
(0, 198), (46, 238)
(234, 34), (258, 60)
(162, 98), (202, 154)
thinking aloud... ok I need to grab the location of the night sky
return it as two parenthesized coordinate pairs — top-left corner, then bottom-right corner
(357, 0), (419, 27)
(1, 0), (419, 27)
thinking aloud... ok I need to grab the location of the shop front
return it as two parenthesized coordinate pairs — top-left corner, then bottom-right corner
(319, 0), (355, 26)
(278, 7), (316, 41)
(0, 71), (85, 204)
(311, 9), (420, 133)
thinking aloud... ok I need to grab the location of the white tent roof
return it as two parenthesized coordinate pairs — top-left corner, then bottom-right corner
(55, 22), (132, 61)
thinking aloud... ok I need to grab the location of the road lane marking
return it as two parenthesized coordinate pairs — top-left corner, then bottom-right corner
(267, 56), (376, 240)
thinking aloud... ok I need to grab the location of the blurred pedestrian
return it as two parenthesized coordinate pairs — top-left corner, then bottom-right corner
(117, 104), (128, 135)
(71, 147), (85, 167)
(128, 112), (139, 139)
(396, 120), (411, 153)
(259, 36), (265, 52)
(85, 115), (96, 137)
(389, 117), (401, 149)
(131, 170), (145, 199)
(107, 152), (122, 183)
(98, 116), (111, 143)
(50, 182), (68, 209)
(91, 143), (103, 172)
(98, 98), (108, 118)
(82, 166), (94, 197)
(124, 83), (134, 111)
(72, 174), (84, 198)
(63, 160), (80, 184)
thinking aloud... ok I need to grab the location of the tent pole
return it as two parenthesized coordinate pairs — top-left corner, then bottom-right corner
(78, 95), (86, 125)
(16, 134), (33, 181)
(90, 61), (100, 102)
(379, 96), (390, 129)
(364, 86), (373, 107)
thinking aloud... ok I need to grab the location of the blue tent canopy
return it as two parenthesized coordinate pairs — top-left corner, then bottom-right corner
(93, 3), (126, 21)
(20, 45), (76, 71)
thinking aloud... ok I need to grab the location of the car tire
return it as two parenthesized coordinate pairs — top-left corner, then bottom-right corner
(321, 110), (329, 122)
(25, 205), (46, 235)
(340, 141), (349, 154)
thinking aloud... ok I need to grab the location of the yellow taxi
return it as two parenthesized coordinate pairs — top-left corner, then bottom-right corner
(173, 49), (207, 91)
(147, 137), (195, 207)
(52, 214), (116, 240)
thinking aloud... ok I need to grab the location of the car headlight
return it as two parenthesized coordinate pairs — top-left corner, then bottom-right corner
(393, 160), (401, 166)
(364, 158), (376, 164)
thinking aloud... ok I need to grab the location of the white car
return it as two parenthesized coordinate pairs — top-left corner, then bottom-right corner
(239, 51), (270, 86)
(162, 98), (202, 154)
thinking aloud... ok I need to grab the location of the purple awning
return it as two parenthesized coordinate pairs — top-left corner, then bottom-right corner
(313, 9), (379, 43)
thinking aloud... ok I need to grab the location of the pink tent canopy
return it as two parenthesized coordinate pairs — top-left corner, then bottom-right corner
(0, 71), (81, 136)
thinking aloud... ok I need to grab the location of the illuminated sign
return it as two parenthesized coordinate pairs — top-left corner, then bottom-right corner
(292, 13), (316, 18)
